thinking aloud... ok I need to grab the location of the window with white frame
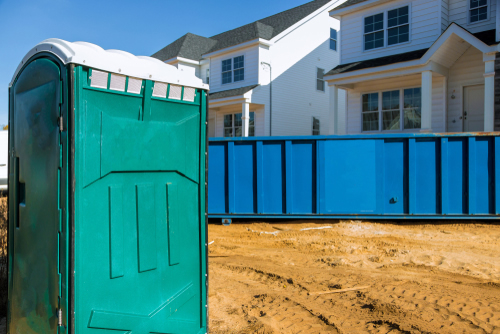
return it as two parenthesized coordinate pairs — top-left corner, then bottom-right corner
(222, 59), (232, 84)
(362, 88), (421, 131)
(387, 6), (409, 45)
(330, 28), (337, 51)
(221, 55), (245, 84)
(364, 6), (410, 51)
(316, 68), (325, 92)
(364, 13), (384, 50)
(223, 112), (255, 137)
(206, 69), (210, 84)
(312, 117), (320, 135)
(469, 0), (488, 22)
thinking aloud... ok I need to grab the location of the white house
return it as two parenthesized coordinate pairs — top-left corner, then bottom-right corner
(325, 0), (500, 134)
(152, 0), (348, 137)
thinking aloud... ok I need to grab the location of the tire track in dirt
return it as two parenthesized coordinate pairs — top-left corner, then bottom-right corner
(208, 222), (500, 333)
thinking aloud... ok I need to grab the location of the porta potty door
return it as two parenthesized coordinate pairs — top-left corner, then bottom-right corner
(73, 66), (207, 334)
(8, 57), (68, 333)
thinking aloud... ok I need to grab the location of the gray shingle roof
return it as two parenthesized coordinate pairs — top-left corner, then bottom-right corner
(209, 85), (259, 100)
(152, 0), (332, 61)
(331, 0), (369, 12)
(326, 48), (428, 75)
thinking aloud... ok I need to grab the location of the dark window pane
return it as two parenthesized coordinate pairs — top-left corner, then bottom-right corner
(388, 28), (398, 37)
(363, 112), (379, 131)
(365, 16), (373, 25)
(224, 128), (233, 137)
(224, 114), (232, 127)
(374, 21), (383, 31)
(222, 71), (232, 84)
(222, 59), (232, 72)
(399, 14), (409, 25)
(400, 33), (409, 43)
(317, 68), (324, 79)
(365, 33), (374, 42)
(388, 17), (398, 27)
(388, 9), (398, 19)
(383, 110), (401, 130)
(400, 6), (408, 15)
(404, 108), (421, 129)
(234, 113), (242, 127)
(317, 79), (325, 91)
(400, 24), (409, 34)
(330, 39), (337, 50)
(375, 13), (384, 22)
(234, 68), (244, 82)
(330, 28), (337, 40)
(375, 38), (384, 48)
(234, 56), (244, 69)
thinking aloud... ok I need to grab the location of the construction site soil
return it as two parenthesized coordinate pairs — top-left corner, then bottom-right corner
(208, 221), (500, 334)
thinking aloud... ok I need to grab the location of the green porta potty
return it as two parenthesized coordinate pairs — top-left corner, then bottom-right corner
(8, 39), (209, 334)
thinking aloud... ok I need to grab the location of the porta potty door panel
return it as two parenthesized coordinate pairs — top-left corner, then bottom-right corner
(73, 66), (205, 333)
(9, 58), (65, 332)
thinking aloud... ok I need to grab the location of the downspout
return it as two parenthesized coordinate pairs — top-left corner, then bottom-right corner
(261, 62), (272, 136)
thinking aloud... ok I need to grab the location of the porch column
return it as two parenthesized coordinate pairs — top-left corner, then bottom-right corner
(484, 60), (495, 132)
(329, 85), (339, 135)
(421, 70), (433, 131)
(242, 102), (250, 137)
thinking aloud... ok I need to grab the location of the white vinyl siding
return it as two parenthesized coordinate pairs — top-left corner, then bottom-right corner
(448, 0), (497, 32)
(340, 0), (441, 63)
(209, 46), (259, 93)
(447, 47), (485, 132)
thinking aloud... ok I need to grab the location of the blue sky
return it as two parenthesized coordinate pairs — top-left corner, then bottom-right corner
(0, 0), (310, 126)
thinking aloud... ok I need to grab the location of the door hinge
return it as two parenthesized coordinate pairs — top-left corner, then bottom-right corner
(58, 117), (63, 132)
(58, 308), (62, 326)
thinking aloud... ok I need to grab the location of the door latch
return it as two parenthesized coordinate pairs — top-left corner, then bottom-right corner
(58, 117), (63, 132)
(58, 308), (62, 326)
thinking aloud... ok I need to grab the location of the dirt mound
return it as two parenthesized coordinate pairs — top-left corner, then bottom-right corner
(209, 221), (500, 333)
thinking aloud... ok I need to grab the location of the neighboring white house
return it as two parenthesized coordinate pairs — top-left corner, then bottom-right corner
(325, 0), (500, 134)
(152, 0), (348, 137)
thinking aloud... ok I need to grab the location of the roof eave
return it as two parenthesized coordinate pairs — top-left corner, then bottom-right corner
(329, 0), (396, 17)
(164, 56), (201, 65)
(202, 38), (273, 58)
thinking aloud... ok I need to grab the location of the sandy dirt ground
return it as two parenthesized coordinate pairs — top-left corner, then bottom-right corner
(208, 220), (500, 334)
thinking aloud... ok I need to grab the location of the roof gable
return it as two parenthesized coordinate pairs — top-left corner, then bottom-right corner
(152, 0), (333, 61)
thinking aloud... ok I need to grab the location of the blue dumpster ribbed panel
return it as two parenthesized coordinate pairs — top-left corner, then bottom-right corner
(208, 133), (500, 219)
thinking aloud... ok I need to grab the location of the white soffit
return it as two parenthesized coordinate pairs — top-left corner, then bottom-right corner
(10, 38), (209, 90)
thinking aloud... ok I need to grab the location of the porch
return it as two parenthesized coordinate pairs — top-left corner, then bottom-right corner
(208, 84), (265, 138)
(326, 24), (500, 134)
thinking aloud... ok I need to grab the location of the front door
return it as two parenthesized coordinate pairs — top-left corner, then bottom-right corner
(9, 58), (63, 333)
(463, 85), (484, 132)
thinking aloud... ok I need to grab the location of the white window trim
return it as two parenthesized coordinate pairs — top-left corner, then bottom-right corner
(330, 28), (338, 51)
(223, 111), (255, 137)
(362, 3), (412, 53)
(221, 55), (246, 86)
(360, 85), (422, 133)
(206, 68), (210, 84)
(467, 0), (491, 25)
(316, 67), (326, 93)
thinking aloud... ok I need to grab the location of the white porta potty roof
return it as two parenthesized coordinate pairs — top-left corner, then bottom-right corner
(10, 38), (209, 90)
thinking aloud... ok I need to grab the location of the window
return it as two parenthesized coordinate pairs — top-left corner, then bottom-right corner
(362, 88), (421, 132)
(223, 112), (255, 137)
(222, 59), (232, 84)
(364, 6), (410, 50)
(221, 56), (245, 84)
(470, 0), (488, 22)
(403, 88), (421, 129)
(316, 68), (325, 92)
(330, 28), (337, 51)
(233, 56), (245, 82)
(387, 6), (409, 45)
(362, 93), (379, 131)
(312, 117), (320, 135)
(382, 90), (400, 130)
(206, 69), (210, 84)
(364, 13), (384, 50)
